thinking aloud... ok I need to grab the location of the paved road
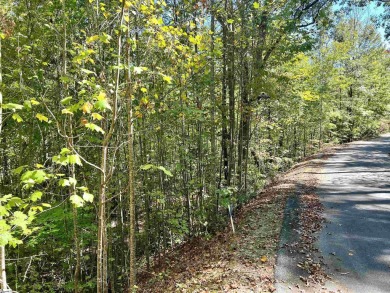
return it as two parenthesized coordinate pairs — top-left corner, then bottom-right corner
(318, 134), (390, 292)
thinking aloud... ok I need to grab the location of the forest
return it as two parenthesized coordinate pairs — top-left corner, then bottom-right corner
(0, 0), (389, 292)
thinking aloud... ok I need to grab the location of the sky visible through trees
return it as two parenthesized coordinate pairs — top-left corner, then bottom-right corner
(0, 0), (389, 292)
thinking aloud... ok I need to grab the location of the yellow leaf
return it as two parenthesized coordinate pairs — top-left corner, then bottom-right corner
(81, 102), (93, 114)
(140, 97), (149, 105)
(124, 1), (131, 8)
(85, 123), (105, 134)
(31, 99), (40, 105)
(97, 92), (106, 101)
(91, 113), (103, 121)
(260, 255), (268, 263)
(141, 87), (148, 93)
(253, 2), (260, 9)
(86, 35), (99, 44)
(12, 113), (23, 123)
(36, 113), (49, 122)
(135, 110), (143, 118)
(162, 75), (172, 84)
(62, 109), (74, 115)
(299, 90), (319, 101)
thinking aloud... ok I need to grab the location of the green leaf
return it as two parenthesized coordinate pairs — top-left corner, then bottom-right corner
(68, 177), (77, 186)
(10, 211), (28, 231)
(0, 194), (12, 203)
(0, 228), (13, 246)
(140, 164), (154, 170)
(0, 206), (9, 217)
(53, 155), (69, 166)
(99, 33), (112, 44)
(59, 179), (70, 187)
(157, 166), (173, 177)
(68, 154), (83, 166)
(94, 99), (111, 111)
(21, 170), (48, 184)
(61, 109), (73, 116)
(8, 238), (23, 248)
(30, 191), (43, 202)
(60, 96), (73, 105)
(227, 19), (234, 24)
(253, 2), (260, 9)
(2, 103), (23, 111)
(7, 197), (24, 207)
(94, 92), (112, 111)
(60, 75), (72, 83)
(12, 165), (27, 175)
(82, 192), (94, 203)
(32, 170), (48, 184)
(60, 148), (71, 155)
(70, 194), (84, 207)
(41, 203), (51, 208)
(85, 123), (105, 134)
(81, 68), (96, 75)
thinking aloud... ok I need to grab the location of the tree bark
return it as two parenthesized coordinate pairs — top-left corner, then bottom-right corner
(126, 8), (136, 291)
(0, 30), (9, 293)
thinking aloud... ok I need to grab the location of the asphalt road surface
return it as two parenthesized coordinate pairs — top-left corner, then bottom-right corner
(275, 134), (390, 292)
(317, 134), (390, 292)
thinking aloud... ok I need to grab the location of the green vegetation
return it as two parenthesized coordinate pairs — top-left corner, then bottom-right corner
(0, 0), (389, 292)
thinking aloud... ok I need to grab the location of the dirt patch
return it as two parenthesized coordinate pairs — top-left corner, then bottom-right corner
(138, 149), (337, 292)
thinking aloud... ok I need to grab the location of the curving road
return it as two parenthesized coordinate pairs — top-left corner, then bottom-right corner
(318, 134), (390, 292)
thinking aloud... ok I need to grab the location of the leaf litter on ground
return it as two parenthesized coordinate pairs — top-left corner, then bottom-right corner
(138, 147), (340, 292)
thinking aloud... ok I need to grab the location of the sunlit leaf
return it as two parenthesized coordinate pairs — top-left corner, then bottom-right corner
(82, 192), (94, 203)
(2, 103), (23, 111)
(162, 75), (172, 84)
(68, 154), (83, 166)
(85, 123), (105, 134)
(12, 113), (23, 122)
(157, 166), (173, 177)
(60, 96), (73, 105)
(30, 191), (43, 202)
(70, 194), (84, 207)
(36, 113), (49, 123)
(91, 113), (103, 120)
(81, 101), (93, 114)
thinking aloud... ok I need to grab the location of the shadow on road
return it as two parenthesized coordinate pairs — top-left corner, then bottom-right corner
(317, 134), (390, 293)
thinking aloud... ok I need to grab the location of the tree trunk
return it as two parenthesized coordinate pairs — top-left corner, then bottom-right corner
(209, 1), (218, 217)
(126, 9), (136, 291)
(0, 30), (9, 293)
(227, 0), (235, 186)
(221, 14), (229, 185)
